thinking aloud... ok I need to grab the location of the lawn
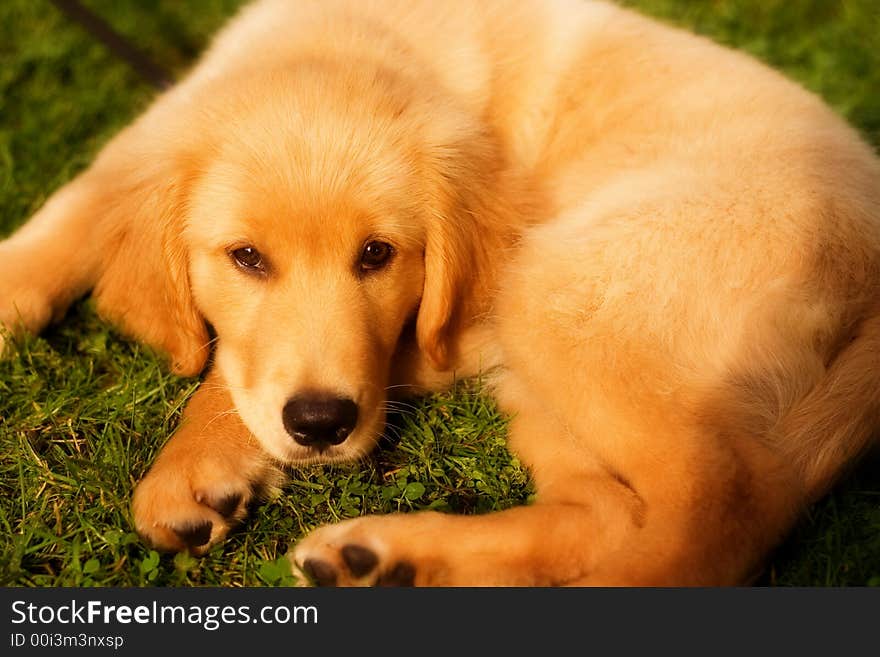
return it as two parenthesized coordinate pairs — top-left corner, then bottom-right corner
(1, 0), (878, 587)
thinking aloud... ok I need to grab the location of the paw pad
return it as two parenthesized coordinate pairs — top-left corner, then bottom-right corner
(377, 561), (416, 586)
(303, 558), (338, 586)
(203, 492), (243, 519)
(172, 521), (213, 548)
(341, 544), (379, 577)
(299, 544), (416, 586)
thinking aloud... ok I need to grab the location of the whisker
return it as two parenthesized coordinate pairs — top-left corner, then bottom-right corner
(383, 383), (427, 394)
(381, 400), (424, 414)
(203, 407), (241, 430)
(198, 381), (249, 393)
(379, 404), (419, 419)
(382, 399), (422, 410)
(380, 423), (404, 439)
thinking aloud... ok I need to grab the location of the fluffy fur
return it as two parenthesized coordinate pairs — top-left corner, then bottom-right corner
(2, 0), (879, 585)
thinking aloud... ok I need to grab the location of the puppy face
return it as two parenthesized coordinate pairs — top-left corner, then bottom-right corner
(184, 76), (440, 463)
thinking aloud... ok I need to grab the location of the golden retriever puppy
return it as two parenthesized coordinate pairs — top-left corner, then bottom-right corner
(2, 0), (879, 585)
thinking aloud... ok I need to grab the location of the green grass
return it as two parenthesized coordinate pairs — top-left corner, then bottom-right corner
(1, 0), (879, 587)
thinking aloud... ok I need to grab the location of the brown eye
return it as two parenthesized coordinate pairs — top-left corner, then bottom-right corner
(360, 240), (394, 271)
(230, 246), (265, 272)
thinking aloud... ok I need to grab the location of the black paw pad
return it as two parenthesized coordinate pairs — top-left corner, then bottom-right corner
(303, 559), (338, 586)
(173, 521), (213, 548)
(377, 561), (416, 587)
(206, 493), (243, 519)
(341, 544), (379, 578)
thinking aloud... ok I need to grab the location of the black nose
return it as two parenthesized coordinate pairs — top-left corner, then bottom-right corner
(282, 393), (359, 449)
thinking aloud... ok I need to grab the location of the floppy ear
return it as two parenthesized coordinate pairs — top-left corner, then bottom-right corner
(414, 108), (500, 372)
(92, 158), (209, 377)
(416, 210), (478, 372)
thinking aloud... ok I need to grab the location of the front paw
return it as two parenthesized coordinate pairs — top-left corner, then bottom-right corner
(0, 248), (56, 352)
(132, 454), (259, 555)
(0, 293), (52, 357)
(289, 516), (433, 587)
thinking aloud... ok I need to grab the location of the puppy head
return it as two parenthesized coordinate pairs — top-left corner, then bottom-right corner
(176, 68), (488, 463)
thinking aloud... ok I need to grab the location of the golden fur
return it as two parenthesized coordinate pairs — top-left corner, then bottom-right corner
(2, 0), (879, 585)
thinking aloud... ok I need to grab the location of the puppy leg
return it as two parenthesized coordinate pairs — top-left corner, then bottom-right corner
(290, 507), (617, 587)
(132, 368), (282, 554)
(0, 177), (107, 352)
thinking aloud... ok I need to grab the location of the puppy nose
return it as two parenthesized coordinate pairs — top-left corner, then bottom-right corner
(282, 393), (359, 449)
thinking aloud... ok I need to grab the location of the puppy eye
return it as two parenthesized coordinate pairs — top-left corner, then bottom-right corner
(360, 240), (394, 271)
(230, 246), (265, 272)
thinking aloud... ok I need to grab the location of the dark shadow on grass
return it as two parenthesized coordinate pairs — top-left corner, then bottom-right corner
(759, 445), (880, 586)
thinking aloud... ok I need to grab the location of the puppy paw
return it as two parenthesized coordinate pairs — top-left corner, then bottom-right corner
(0, 294), (50, 358)
(132, 454), (261, 555)
(289, 516), (435, 586)
(0, 250), (56, 349)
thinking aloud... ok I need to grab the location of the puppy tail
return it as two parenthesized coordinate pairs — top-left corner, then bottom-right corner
(779, 311), (880, 500)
